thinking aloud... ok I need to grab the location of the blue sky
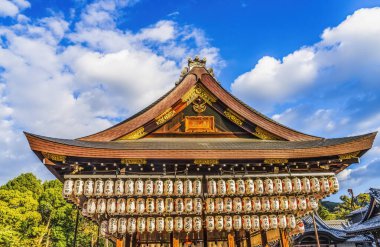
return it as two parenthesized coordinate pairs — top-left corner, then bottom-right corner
(1, 0), (380, 201)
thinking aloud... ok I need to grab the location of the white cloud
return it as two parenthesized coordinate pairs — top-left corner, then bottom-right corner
(0, 0), (30, 17)
(0, 0), (223, 184)
(231, 7), (380, 112)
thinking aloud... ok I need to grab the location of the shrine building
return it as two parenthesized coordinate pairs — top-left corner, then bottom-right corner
(25, 57), (377, 247)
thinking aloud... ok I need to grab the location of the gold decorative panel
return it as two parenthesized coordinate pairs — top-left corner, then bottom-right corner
(253, 126), (279, 140)
(118, 127), (146, 140)
(41, 152), (66, 162)
(181, 84), (217, 105)
(223, 108), (244, 126)
(194, 159), (219, 165)
(121, 158), (147, 165)
(185, 116), (215, 133)
(155, 108), (176, 125)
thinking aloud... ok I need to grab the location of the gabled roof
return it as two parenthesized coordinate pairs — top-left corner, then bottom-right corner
(76, 59), (320, 142)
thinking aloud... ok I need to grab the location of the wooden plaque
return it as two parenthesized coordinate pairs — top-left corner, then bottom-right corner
(185, 116), (215, 132)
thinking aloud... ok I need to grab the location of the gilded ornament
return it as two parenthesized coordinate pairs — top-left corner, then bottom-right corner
(192, 98), (207, 113)
(188, 56), (207, 69)
(263, 159), (288, 164)
(181, 84), (217, 105)
(119, 127), (146, 140)
(253, 127), (279, 140)
(71, 164), (83, 174)
(194, 159), (219, 165)
(223, 109), (244, 126)
(41, 152), (66, 162)
(155, 108), (176, 125)
(338, 151), (360, 161)
(121, 158), (147, 165)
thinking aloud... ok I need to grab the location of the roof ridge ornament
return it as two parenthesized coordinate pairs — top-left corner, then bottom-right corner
(176, 56), (215, 85)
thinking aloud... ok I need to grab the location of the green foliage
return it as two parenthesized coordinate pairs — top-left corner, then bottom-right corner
(0, 173), (103, 247)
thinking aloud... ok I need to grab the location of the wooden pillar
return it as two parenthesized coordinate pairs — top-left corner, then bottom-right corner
(131, 233), (137, 247)
(260, 231), (268, 247)
(73, 208), (80, 247)
(245, 231), (251, 247)
(279, 229), (289, 247)
(234, 231), (240, 247)
(312, 212), (320, 247)
(228, 233), (235, 247)
(203, 228), (208, 247)
(116, 239), (123, 247)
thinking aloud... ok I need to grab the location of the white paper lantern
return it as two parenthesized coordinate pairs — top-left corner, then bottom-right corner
(292, 177), (302, 193)
(206, 216), (215, 231)
(242, 215), (251, 230)
(63, 179), (74, 196)
(329, 176), (339, 193)
(301, 177), (311, 193)
(224, 197), (233, 213)
(252, 197), (261, 212)
(282, 178), (292, 193)
(174, 217), (183, 232)
(278, 214), (287, 229)
(193, 198), (203, 214)
(94, 179), (104, 196)
(273, 178), (283, 194)
(236, 179), (246, 195)
(269, 215), (278, 229)
(184, 217), (193, 233)
(84, 179), (94, 196)
(233, 197), (242, 212)
(137, 217), (146, 233)
(107, 198), (117, 214)
(224, 216), (233, 232)
(227, 179), (236, 195)
(184, 179), (193, 195)
(126, 198), (136, 214)
(260, 215), (270, 231)
(310, 177), (320, 192)
(156, 198), (165, 214)
(206, 198), (215, 213)
(118, 218), (127, 234)
(124, 179), (134, 196)
(154, 179), (164, 196)
(254, 179), (264, 195)
(164, 179), (174, 195)
(174, 179), (184, 196)
(261, 197), (270, 212)
(116, 198), (126, 214)
(215, 215), (224, 231)
(136, 198), (145, 214)
(208, 179), (217, 196)
(156, 217), (165, 232)
(127, 218), (136, 234)
(245, 179), (255, 195)
(144, 179), (154, 196)
(100, 221), (108, 236)
(243, 197), (252, 212)
(279, 196), (289, 211)
(217, 179), (227, 196)
(320, 177), (330, 193)
(135, 179), (144, 196)
(104, 179), (114, 197)
(147, 217), (155, 233)
(307, 196), (318, 210)
(264, 178), (274, 195)
(115, 179), (124, 196)
(251, 215), (260, 231)
(146, 198), (155, 213)
(193, 217), (202, 232)
(215, 198), (224, 212)
(87, 198), (97, 214)
(165, 217), (174, 232)
(74, 179), (84, 196)
(108, 218), (118, 234)
(297, 196), (307, 210)
(175, 198), (184, 214)
(165, 198), (174, 213)
(296, 220), (305, 234)
(286, 214), (296, 229)
(270, 197), (280, 211)
(97, 198), (106, 214)
(193, 179), (202, 196)
(233, 215), (242, 230)
(288, 196), (298, 211)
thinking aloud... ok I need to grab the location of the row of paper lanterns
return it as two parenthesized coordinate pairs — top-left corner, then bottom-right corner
(100, 214), (298, 236)
(63, 176), (338, 197)
(83, 195), (318, 216)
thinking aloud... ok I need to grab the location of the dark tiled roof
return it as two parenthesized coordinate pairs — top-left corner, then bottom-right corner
(347, 206), (368, 217)
(346, 215), (380, 233)
(25, 133), (373, 151)
(370, 188), (380, 202)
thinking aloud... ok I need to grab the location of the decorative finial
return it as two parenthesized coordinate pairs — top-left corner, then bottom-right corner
(188, 56), (207, 69)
